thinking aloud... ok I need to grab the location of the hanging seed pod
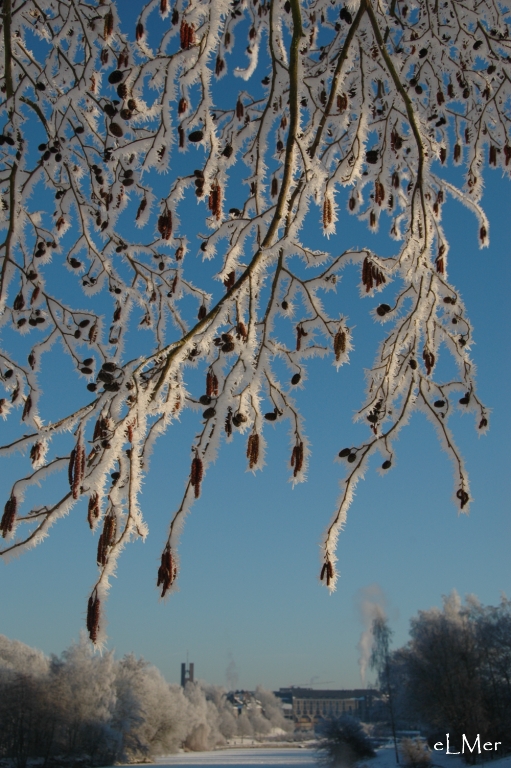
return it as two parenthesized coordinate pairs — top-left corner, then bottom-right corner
(479, 417), (488, 429)
(382, 460), (392, 470)
(376, 303), (391, 317)
(108, 70), (123, 85)
(87, 493), (100, 529)
(225, 408), (233, 437)
(454, 143), (461, 162)
(334, 329), (346, 361)
(157, 545), (177, 597)
(236, 99), (244, 119)
(223, 271), (235, 291)
(291, 373), (301, 385)
(247, 433), (259, 468)
(109, 122), (123, 138)
(265, 411), (277, 421)
(271, 178), (279, 197)
(135, 22), (144, 40)
(479, 226), (487, 243)
(178, 97), (187, 114)
(422, 348), (435, 375)
(232, 412), (247, 427)
(157, 210), (172, 240)
(180, 20), (195, 49)
(236, 321), (248, 341)
(86, 592), (100, 643)
(190, 455), (203, 498)
(30, 441), (42, 464)
(374, 181), (385, 205)
(104, 11), (114, 38)
(337, 93), (348, 112)
(320, 559), (334, 586)
(339, 448), (351, 458)
(323, 197), (333, 227)
(13, 291), (24, 311)
(160, 0), (168, 13)
(22, 394), (32, 421)
(136, 197), (147, 221)
(361, 257), (386, 293)
(97, 513), (116, 565)
(456, 489), (469, 509)
(290, 441), (304, 477)
(208, 183), (221, 219)
(188, 130), (203, 143)
(206, 371), (219, 397)
(1, 495), (17, 538)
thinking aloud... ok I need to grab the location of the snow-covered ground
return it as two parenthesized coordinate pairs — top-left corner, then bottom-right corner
(153, 746), (511, 768)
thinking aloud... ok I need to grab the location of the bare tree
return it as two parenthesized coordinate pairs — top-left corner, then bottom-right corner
(0, 0), (508, 641)
(370, 615), (399, 764)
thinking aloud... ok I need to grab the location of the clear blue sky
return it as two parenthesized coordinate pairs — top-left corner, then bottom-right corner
(1, 3), (510, 691)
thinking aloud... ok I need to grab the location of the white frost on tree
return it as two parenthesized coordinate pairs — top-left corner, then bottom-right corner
(0, 0), (508, 640)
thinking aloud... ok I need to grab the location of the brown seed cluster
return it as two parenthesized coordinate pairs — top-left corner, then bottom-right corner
(158, 210), (172, 240)
(104, 11), (114, 39)
(208, 183), (221, 219)
(97, 513), (116, 566)
(456, 488), (469, 509)
(223, 271), (235, 291)
(323, 197), (333, 227)
(374, 181), (385, 206)
(362, 256), (386, 293)
(22, 394), (32, 421)
(30, 441), (42, 465)
(87, 592), (100, 643)
(206, 371), (219, 397)
(296, 325), (308, 351)
(247, 433), (259, 468)
(236, 321), (248, 341)
(334, 329), (347, 361)
(157, 546), (177, 597)
(69, 439), (85, 499)
(236, 99), (244, 119)
(271, 178), (279, 197)
(423, 348), (435, 375)
(136, 198), (147, 221)
(180, 20), (195, 49)
(337, 93), (348, 112)
(225, 408), (233, 437)
(190, 455), (203, 498)
(320, 559), (334, 586)
(291, 441), (304, 477)
(87, 493), (100, 530)
(1, 495), (17, 538)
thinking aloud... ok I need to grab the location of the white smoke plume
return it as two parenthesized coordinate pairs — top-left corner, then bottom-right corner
(225, 652), (238, 691)
(355, 583), (388, 685)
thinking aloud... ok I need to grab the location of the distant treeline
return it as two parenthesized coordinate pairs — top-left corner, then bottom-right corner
(384, 593), (511, 757)
(0, 635), (291, 768)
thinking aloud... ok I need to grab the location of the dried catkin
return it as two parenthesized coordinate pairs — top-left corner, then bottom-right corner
(87, 592), (100, 643)
(320, 559), (335, 586)
(104, 11), (114, 38)
(206, 371), (219, 397)
(157, 545), (178, 597)
(190, 456), (203, 498)
(323, 197), (333, 227)
(1, 495), (17, 538)
(361, 256), (386, 292)
(158, 210), (172, 240)
(87, 493), (100, 529)
(290, 442), (304, 477)
(208, 183), (221, 220)
(334, 329), (347, 361)
(422, 348), (435, 375)
(97, 513), (116, 565)
(180, 20), (195, 49)
(247, 433), (259, 468)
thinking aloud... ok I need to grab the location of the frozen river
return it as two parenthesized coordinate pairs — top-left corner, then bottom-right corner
(154, 747), (317, 767)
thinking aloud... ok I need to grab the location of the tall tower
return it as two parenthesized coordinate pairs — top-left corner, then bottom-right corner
(181, 662), (194, 687)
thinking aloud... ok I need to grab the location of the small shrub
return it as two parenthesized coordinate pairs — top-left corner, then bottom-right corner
(316, 716), (376, 767)
(400, 738), (431, 768)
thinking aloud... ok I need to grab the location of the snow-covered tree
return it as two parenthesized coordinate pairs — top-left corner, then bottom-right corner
(0, 0), (509, 640)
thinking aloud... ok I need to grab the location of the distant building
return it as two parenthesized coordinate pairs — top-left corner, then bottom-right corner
(181, 662), (194, 687)
(274, 687), (381, 729)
